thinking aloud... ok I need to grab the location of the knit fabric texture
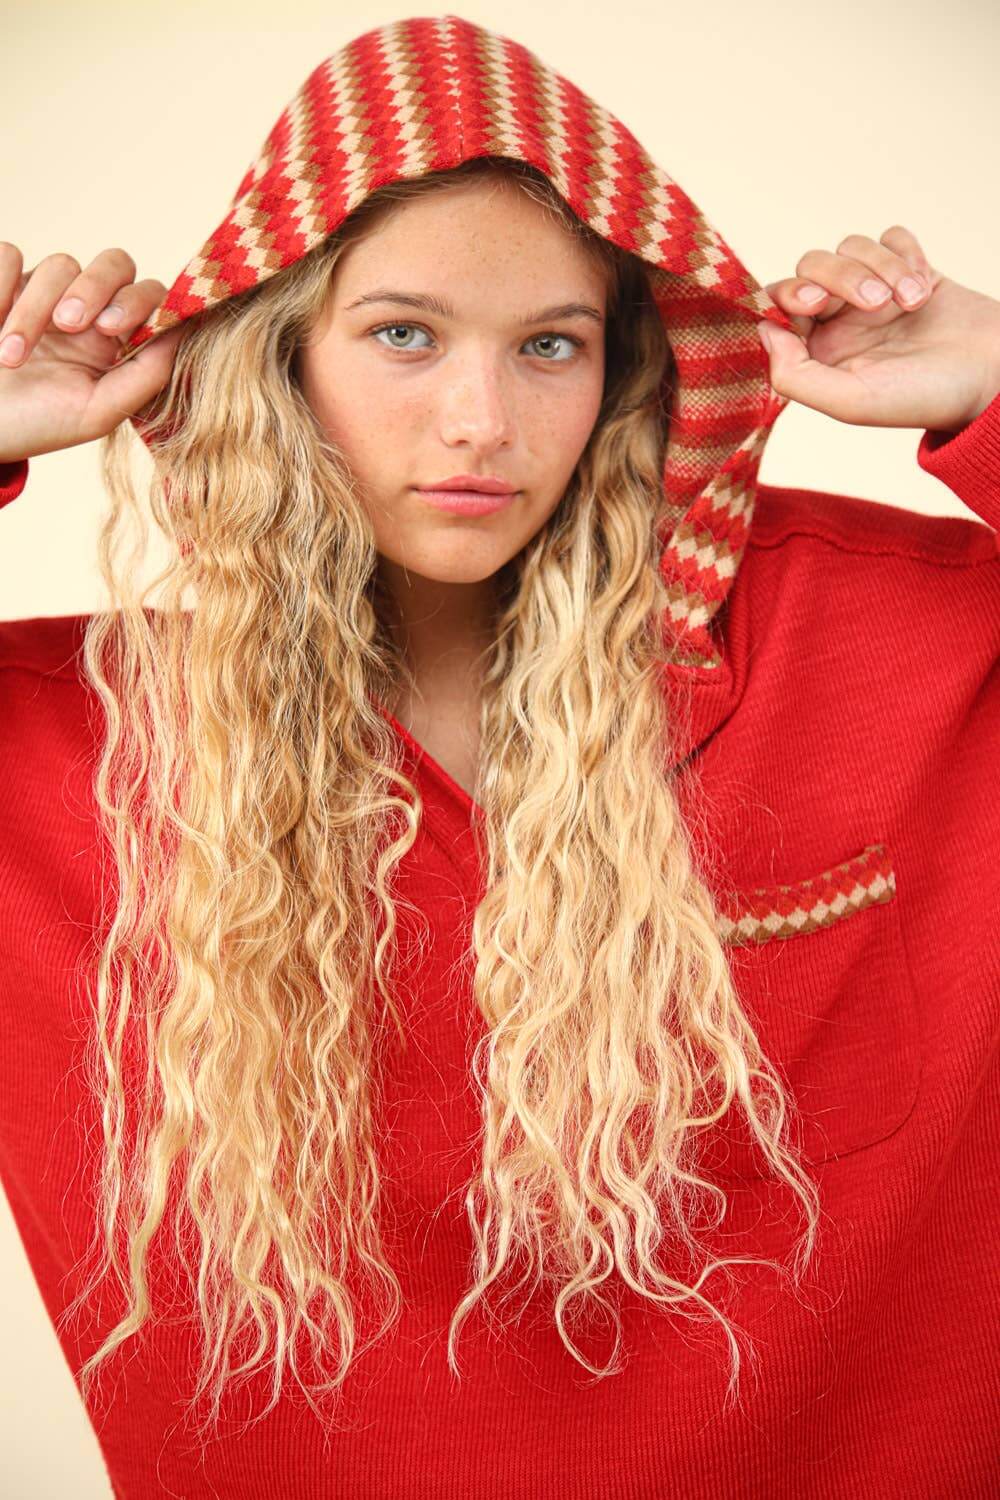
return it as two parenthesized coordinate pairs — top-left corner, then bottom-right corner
(1, 12), (999, 1498)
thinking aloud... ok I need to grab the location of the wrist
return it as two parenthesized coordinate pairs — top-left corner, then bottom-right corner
(953, 380), (1000, 434)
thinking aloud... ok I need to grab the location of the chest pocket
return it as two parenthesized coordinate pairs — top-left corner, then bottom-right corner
(702, 842), (923, 1181)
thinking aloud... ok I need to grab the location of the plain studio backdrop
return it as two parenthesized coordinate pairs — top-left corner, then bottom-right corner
(2, 1), (997, 1493)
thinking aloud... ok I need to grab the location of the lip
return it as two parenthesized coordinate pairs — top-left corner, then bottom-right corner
(420, 474), (517, 494)
(415, 487), (520, 516)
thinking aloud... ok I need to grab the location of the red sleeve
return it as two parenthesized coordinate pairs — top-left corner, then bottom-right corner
(0, 457), (29, 512)
(916, 387), (1000, 533)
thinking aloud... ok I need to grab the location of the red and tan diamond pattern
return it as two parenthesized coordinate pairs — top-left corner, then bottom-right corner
(716, 844), (898, 947)
(113, 14), (797, 673)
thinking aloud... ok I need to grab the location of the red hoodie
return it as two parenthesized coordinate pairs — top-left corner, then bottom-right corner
(1, 14), (999, 1498)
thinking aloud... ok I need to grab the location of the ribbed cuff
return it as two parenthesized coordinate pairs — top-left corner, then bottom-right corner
(0, 456), (29, 512)
(916, 388), (1000, 533)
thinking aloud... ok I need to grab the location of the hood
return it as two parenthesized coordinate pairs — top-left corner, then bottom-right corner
(111, 13), (796, 722)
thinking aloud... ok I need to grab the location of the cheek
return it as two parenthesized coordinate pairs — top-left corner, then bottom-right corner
(573, 381), (605, 445)
(304, 350), (422, 468)
(536, 373), (604, 470)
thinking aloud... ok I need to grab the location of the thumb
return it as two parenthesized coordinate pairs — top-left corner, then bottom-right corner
(756, 317), (807, 371)
(755, 319), (859, 422)
(87, 325), (186, 437)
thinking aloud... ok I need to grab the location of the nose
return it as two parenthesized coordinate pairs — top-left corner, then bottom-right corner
(438, 348), (516, 451)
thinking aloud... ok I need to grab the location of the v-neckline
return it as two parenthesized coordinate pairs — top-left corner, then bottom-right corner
(380, 703), (485, 820)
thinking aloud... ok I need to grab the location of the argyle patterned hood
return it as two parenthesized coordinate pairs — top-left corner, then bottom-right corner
(112, 13), (797, 671)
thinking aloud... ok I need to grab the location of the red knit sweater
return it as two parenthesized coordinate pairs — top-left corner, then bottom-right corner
(1, 392), (998, 1498)
(3, 12), (1000, 1493)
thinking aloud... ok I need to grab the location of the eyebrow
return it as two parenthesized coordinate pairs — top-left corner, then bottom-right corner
(343, 289), (605, 326)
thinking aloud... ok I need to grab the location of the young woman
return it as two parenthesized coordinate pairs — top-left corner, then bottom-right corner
(0, 14), (997, 1498)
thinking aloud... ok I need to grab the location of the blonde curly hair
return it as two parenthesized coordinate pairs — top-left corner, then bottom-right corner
(58, 154), (821, 1445)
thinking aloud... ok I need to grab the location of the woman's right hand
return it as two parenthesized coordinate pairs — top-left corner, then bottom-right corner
(0, 243), (186, 464)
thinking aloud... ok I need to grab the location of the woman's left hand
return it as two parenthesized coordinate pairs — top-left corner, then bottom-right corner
(758, 226), (1000, 435)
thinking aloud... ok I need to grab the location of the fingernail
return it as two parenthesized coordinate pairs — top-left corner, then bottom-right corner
(798, 284), (827, 304)
(756, 322), (773, 353)
(898, 276), (924, 304)
(860, 278), (891, 305)
(55, 297), (84, 325)
(0, 334), (25, 364)
(96, 304), (124, 329)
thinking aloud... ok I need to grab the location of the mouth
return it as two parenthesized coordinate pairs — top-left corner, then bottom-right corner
(413, 487), (520, 516)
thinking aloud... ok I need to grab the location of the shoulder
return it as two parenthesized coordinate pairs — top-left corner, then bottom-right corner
(0, 613), (91, 682)
(752, 481), (999, 572)
(0, 616), (97, 815)
(741, 483), (999, 725)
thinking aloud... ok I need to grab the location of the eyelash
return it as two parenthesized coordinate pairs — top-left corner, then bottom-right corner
(367, 320), (585, 361)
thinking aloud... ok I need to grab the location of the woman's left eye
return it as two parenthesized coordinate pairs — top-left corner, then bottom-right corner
(368, 322), (583, 361)
(528, 332), (581, 361)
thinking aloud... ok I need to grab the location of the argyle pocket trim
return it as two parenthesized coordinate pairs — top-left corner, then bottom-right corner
(716, 843), (896, 947)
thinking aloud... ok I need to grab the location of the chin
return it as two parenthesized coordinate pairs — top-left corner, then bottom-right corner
(410, 556), (511, 584)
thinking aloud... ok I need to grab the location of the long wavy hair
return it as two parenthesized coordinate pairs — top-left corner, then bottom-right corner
(58, 153), (821, 1442)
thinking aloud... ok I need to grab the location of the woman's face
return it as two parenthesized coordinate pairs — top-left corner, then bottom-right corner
(296, 174), (609, 589)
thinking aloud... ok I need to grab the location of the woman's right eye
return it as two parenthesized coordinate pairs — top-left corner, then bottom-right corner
(369, 321), (433, 351)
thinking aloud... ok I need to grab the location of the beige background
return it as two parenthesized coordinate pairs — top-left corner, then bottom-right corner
(2, 0), (997, 1493)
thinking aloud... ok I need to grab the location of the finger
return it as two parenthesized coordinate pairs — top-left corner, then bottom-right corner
(0, 252), (83, 364)
(762, 278), (835, 334)
(755, 319), (881, 426)
(0, 241), (25, 322)
(878, 224), (938, 285)
(50, 245), (138, 329)
(797, 241), (929, 314)
(834, 232), (933, 310)
(92, 278), (169, 338)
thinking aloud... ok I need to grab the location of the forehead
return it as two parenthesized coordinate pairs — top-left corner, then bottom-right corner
(335, 176), (609, 301)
